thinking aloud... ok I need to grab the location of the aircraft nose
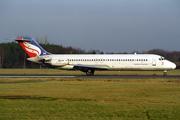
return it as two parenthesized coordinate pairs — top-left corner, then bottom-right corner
(166, 61), (176, 69)
(172, 63), (176, 69)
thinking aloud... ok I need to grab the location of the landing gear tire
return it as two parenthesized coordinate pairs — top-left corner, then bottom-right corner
(163, 72), (167, 76)
(86, 72), (94, 75)
(86, 70), (94, 76)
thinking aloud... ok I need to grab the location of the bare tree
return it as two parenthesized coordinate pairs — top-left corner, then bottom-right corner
(44, 35), (49, 44)
(36, 36), (40, 43)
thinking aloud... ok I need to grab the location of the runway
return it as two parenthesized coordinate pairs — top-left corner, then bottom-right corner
(0, 75), (180, 79)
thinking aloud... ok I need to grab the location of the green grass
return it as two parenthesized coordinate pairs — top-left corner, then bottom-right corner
(0, 79), (180, 119)
(0, 68), (180, 75)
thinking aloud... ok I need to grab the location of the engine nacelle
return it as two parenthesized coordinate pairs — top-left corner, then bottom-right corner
(46, 58), (69, 66)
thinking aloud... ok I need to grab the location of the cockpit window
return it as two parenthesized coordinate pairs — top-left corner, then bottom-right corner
(159, 57), (166, 61)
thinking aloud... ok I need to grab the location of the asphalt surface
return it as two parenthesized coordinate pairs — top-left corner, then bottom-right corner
(0, 75), (180, 79)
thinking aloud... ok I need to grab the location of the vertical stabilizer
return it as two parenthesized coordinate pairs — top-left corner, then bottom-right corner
(15, 37), (51, 58)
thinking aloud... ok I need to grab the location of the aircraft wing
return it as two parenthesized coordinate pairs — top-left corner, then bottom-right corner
(70, 64), (110, 70)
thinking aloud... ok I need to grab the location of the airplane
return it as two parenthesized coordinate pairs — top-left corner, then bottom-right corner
(15, 37), (176, 76)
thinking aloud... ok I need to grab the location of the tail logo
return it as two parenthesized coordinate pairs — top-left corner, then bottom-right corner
(16, 37), (51, 58)
(20, 42), (41, 57)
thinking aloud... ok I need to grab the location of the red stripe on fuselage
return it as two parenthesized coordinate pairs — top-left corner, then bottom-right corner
(19, 42), (39, 57)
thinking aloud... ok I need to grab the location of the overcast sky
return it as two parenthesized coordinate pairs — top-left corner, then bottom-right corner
(0, 0), (180, 53)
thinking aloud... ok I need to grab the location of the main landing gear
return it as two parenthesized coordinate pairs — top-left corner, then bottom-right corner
(86, 70), (95, 75)
(163, 70), (167, 76)
(73, 66), (95, 75)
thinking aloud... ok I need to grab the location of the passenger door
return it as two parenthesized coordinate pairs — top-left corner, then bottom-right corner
(152, 58), (156, 66)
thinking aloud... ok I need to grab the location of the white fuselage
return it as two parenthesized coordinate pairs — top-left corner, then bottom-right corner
(28, 54), (176, 71)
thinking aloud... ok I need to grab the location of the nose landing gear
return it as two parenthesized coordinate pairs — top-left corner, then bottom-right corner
(163, 70), (167, 76)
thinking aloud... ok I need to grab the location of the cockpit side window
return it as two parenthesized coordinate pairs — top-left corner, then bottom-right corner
(159, 57), (166, 61)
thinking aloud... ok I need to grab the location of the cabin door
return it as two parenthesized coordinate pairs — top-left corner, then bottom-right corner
(152, 58), (156, 66)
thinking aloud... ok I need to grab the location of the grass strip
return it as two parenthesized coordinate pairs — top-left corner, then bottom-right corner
(0, 78), (180, 83)
(0, 78), (180, 119)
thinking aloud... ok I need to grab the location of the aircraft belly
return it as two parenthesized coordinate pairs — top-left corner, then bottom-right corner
(109, 63), (160, 71)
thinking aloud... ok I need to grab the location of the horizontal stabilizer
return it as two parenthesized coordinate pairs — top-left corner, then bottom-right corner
(15, 37), (32, 42)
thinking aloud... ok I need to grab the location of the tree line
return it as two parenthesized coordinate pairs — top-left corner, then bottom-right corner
(0, 40), (180, 69)
(0, 39), (103, 69)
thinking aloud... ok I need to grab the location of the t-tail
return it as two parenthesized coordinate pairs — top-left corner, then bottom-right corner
(15, 37), (51, 57)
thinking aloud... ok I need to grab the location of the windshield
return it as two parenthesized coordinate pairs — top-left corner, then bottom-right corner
(159, 57), (166, 61)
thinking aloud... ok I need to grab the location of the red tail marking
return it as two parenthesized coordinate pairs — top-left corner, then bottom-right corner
(19, 42), (39, 57)
(16, 37), (23, 39)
